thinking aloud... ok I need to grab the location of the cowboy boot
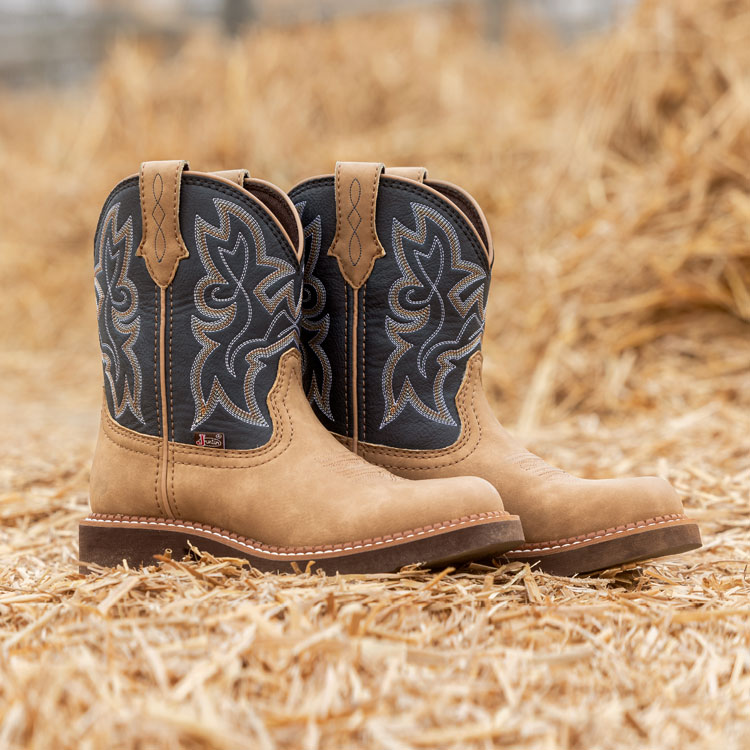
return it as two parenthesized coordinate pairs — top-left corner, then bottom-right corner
(80, 161), (524, 575)
(289, 162), (701, 576)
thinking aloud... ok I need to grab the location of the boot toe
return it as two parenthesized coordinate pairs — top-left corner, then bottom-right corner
(514, 473), (688, 545)
(417, 475), (507, 521)
(626, 476), (685, 518)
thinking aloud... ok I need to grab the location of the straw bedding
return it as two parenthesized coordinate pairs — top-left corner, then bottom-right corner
(0, 0), (748, 747)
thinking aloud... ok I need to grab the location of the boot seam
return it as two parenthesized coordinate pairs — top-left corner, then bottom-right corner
(101, 352), (300, 466)
(351, 287), (359, 454)
(82, 509), (510, 557)
(506, 514), (690, 554)
(174, 351), (295, 465)
(362, 284), (367, 441)
(354, 353), (484, 465)
(153, 286), (162, 515)
(344, 287), (349, 434)
(169, 285), (179, 517)
(157, 287), (175, 517)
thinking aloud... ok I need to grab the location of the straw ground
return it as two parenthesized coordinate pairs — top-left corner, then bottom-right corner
(1, 1), (748, 747)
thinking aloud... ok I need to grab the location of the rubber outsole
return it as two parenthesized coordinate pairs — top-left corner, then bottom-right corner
(501, 519), (702, 576)
(78, 514), (525, 575)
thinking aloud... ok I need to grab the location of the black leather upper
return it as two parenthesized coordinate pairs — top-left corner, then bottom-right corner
(94, 177), (159, 436)
(292, 186), (350, 438)
(290, 176), (491, 450)
(95, 175), (302, 450)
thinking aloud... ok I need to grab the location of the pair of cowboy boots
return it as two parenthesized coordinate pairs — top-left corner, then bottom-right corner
(80, 161), (701, 576)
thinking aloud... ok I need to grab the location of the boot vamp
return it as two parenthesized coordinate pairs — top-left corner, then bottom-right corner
(489, 447), (685, 544)
(171, 354), (508, 549)
(174, 446), (506, 549)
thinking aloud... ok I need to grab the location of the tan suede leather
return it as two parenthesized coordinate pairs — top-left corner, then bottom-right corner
(347, 351), (686, 545)
(425, 179), (494, 265)
(329, 161), (386, 289)
(90, 350), (510, 548)
(385, 166), (429, 182)
(90, 400), (162, 518)
(212, 168), (251, 186)
(242, 177), (302, 258)
(136, 160), (190, 288)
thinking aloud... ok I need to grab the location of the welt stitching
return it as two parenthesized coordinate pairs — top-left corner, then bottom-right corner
(507, 515), (688, 554)
(84, 510), (505, 556)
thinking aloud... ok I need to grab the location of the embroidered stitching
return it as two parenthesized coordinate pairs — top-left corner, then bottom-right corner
(94, 202), (144, 424)
(347, 177), (363, 266)
(151, 173), (167, 262)
(381, 202), (487, 429)
(295, 202), (334, 420)
(190, 198), (301, 430)
(83, 510), (506, 557)
(357, 352), (484, 468)
(101, 351), (299, 468)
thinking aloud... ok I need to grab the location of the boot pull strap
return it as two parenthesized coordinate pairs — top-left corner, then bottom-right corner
(212, 168), (251, 186)
(136, 160), (190, 288)
(384, 166), (428, 182)
(330, 161), (386, 289)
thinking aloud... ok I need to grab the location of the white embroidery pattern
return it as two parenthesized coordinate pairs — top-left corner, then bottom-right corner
(381, 202), (486, 428)
(95, 202), (144, 423)
(296, 201), (334, 420)
(191, 198), (300, 429)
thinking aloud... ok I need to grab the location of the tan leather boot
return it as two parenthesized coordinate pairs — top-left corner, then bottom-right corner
(288, 162), (701, 576)
(80, 161), (524, 574)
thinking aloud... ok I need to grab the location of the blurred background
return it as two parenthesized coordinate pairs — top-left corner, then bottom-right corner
(1, 6), (748, 747)
(0, 0), (748, 451)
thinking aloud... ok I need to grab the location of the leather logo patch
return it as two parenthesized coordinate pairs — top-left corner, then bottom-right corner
(193, 432), (225, 449)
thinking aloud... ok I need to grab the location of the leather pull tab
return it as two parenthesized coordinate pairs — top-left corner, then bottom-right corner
(329, 161), (386, 289)
(136, 160), (190, 288)
(212, 169), (251, 186)
(385, 166), (429, 182)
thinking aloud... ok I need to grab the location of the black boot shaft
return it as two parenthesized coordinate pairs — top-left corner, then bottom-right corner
(291, 166), (492, 450)
(94, 167), (302, 450)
